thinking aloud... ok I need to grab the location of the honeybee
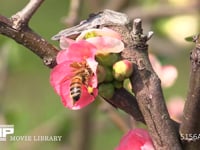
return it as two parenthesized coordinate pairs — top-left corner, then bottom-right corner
(69, 61), (94, 104)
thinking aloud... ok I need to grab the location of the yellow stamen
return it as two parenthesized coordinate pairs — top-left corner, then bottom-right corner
(84, 31), (97, 39)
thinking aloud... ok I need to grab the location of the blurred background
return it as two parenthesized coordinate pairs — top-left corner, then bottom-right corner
(0, 0), (199, 149)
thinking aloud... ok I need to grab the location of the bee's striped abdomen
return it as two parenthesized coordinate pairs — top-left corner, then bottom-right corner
(70, 76), (82, 101)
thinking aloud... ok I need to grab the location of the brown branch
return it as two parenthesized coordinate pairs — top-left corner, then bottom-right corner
(180, 35), (200, 149)
(106, 88), (145, 123)
(106, 88), (181, 132)
(0, 0), (58, 67)
(11, 0), (44, 29)
(114, 18), (182, 149)
(0, 15), (58, 68)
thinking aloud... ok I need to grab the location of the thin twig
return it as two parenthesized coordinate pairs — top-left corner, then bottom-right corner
(99, 97), (130, 133)
(11, 0), (44, 29)
(0, 15), (58, 68)
(0, 0), (58, 68)
(62, 0), (81, 26)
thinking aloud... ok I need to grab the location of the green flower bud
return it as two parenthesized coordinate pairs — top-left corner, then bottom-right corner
(96, 53), (120, 67)
(97, 65), (106, 83)
(113, 80), (123, 89)
(104, 67), (113, 82)
(112, 60), (133, 81)
(98, 83), (115, 99)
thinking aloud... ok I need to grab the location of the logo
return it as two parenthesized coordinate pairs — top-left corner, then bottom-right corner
(0, 125), (62, 142)
(0, 125), (14, 141)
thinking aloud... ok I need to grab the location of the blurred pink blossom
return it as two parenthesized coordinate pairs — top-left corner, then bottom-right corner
(167, 97), (185, 122)
(50, 40), (98, 110)
(149, 54), (178, 88)
(115, 128), (155, 150)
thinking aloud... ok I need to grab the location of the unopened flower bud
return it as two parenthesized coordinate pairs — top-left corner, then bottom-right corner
(104, 67), (114, 82)
(98, 83), (115, 99)
(113, 80), (123, 89)
(96, 53), (120, 67)
(97, 65), (106, 83)
(113, 60), (133, 81)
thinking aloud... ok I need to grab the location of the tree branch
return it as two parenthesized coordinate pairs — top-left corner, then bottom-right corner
(116, 18), (182, 149)
(180, 35), (200, 149)
(11, 0), (44, 29)
(106, 88), (145, 123)
(0, 15), (58, 68)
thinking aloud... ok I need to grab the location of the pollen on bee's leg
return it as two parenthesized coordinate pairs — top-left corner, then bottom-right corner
(87, 86), (94, 95)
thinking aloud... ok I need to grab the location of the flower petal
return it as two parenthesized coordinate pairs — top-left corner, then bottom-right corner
(86, 57), (98, 74)
(57, 40), (97, 64)
(77, 27), (122, 40)
(60, 81), (97, 110)
(161, 65), (178, 88)
(67, 40), (97, 61)
(59, 36), (75, 49)
(86, 36), (124, 54)
(86, 58), (98, 87)
(115, 128), (155, 150)
(56, 49), (69, 64)
(50, 61), (74, 94)
(51, 40), (99, 110)
(167, 97), (184, 122)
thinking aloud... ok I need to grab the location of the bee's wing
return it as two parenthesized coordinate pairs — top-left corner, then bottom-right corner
(51, 25), (85, 41)
(51, 9), (130, 41)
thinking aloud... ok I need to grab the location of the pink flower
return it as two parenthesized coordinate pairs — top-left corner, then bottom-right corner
(160, 65), (178, 87)
(149, 54), (178, 88)
(50, 40), (98, 110)
(167, 97), (184, 122)
(115, 128), (155, 150)
(60, 27), (124, 54)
